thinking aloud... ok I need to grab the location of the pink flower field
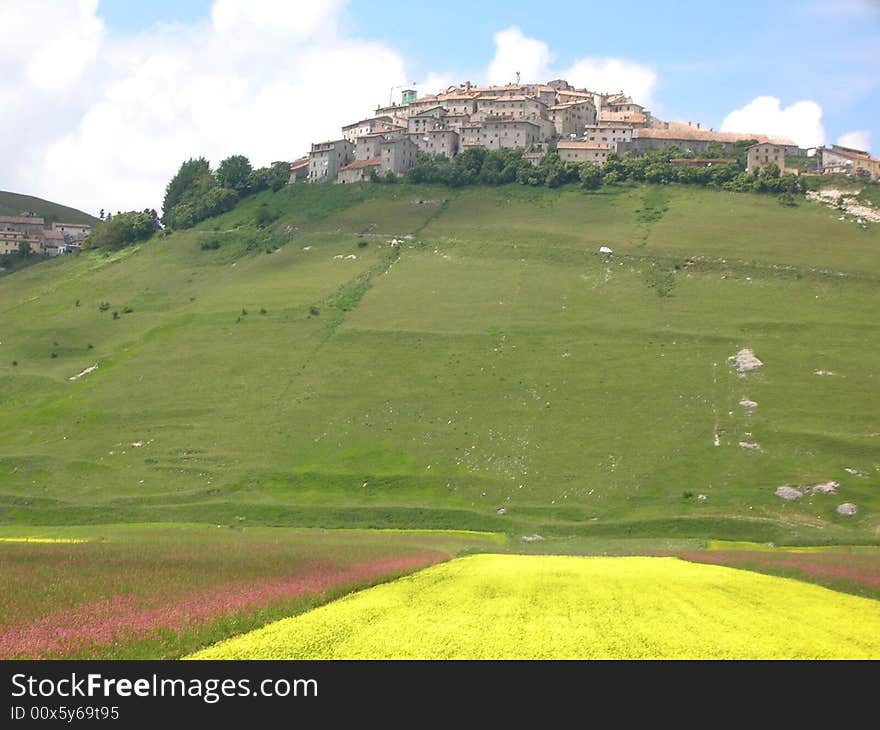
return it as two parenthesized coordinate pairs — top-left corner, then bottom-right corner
(677, 549), (880, 599)
(0, 527), (471, 659)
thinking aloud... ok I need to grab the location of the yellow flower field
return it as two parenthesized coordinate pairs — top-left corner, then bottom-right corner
(188, 555), (880, 660)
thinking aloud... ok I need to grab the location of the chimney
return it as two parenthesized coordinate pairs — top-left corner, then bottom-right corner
(697, 123), (701, 129)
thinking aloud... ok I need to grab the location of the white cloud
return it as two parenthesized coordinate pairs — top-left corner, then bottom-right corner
(486, 26), (658, 107)
(487, 27), (552, 86)
(837, 129), (871, 152)
(562, 58), (658, 108)
(0, 0), (407, 215)
(721, 96), (825, 148)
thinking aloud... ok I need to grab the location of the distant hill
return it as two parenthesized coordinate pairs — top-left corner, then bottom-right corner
(0, 190), (98, 226)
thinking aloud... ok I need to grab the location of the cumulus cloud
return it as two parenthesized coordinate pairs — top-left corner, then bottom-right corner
(487, 27), (553, 86)
(721, 96), (825, 148)
(486, 26), (658, 107)
(0, 0), (407, 215)
(837, 130), (871, 152)
(562, 58), (658, 108)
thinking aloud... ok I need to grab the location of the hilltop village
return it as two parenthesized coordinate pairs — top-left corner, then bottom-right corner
(293, 78), (880, 185)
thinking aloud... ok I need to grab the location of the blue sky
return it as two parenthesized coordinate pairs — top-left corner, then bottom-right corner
(97, 0), (880, 141)
(2, 0), (878, 214)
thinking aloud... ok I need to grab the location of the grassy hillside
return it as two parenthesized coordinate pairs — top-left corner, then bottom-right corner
(1, 182), (878, 543)
(0, 190), (98, 225)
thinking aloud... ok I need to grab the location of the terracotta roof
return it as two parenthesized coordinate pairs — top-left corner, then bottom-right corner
(482, 117), (540, 128)
(289, 157), (309, 170)
(635, 127), (795, 145)
(477, 95), (545, 104)
(598, 111), (647, 124)
(341, 115), (393, 130)
(0, 215), (45, 225)
(340, 157), (381, 171)
(409, 106), (447, 117)
(557, 141), (612, 150)
(41, 229), (65, 240)
(53, 222), (91, 228)
(829, 144), (873, 160)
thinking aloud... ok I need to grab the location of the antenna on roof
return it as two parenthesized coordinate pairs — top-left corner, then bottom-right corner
(516, 71), (521, 85)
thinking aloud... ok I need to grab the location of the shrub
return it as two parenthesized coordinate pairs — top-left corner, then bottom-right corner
(309, 306), (320, 316)
(11, 361), (17, 367)
(254, 205), (279, 228)
(200, 237), (221, 250)
(112, 311), (119, 320)
(122, 306), (134, 314)
(98, 302), (110, 311)
(357, 240), (369, 248)
(86, 210), (159, 250)
(50, 352), (58, 359)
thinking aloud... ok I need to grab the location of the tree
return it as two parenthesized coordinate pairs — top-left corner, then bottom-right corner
(704, 141), (726, 158)
(216, 155), (253, 192)
(18, 241), (32, 257)
(162, 157), (212, 223)
(268, 161), (290, 191)
(579, 163), (602, 190)
(84, 211), (159, 250)
(99, 209), (105, 220)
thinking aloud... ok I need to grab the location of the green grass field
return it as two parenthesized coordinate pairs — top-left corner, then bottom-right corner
(1, 182), (878, 542)
(187, 553), (880, 659)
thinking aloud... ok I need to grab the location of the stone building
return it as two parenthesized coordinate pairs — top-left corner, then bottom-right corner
(477, 118), (542, 150)
(556, 141), (612, 165)
(337, 157), (382, 184)
(1, 214), (45, 237)
(0, 230), (26, 255)
(549, 99), (598, 137)
(40, 229), (67, 256)
(407, 107), (448, 134)
(584, 124), (635, 148)
(472, 96), (547, 123)
(819, 144), (880, 180)
(409, 129), (459, 158)
(620, 127), (796, 156)
(747, 143), (787, 173)
(52, 222), (91, 242)
(288, 157), (309, 183)
(308, 139), (354, 183)
(341, 116), (396, 142)
(380, 136), (419, 175)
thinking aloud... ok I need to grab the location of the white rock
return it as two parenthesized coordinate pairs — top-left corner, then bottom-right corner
(836, 503), (857, 516)
(520, 534), (544, 542)
(739, 441), (761, 450)
(809, 480), (839, 494)
(729, 348), (763, 372)
(739, 399), (758, 409)
(598, 246), (613, 254)
(775, 486), (803, 501)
